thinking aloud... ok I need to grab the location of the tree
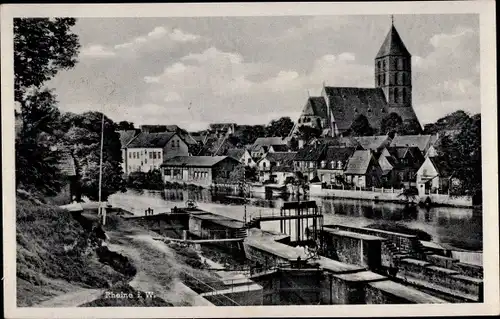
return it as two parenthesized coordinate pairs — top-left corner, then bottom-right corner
(116, 121), (135, 131)
(296, 126), (321, 143)
(435, 114), (481, 196)
(266, 117), (294, 137)
(380, 112), (403, 136)
(14, 18), (80, 103)
(348, 114), (374, 136)
(424, 110), (471, 134)
(400, 119), (423, 135)
(287, 137), (299, 151)
(58, 112), (126, 201)
(233, 125), (266, 146)
(14, 18), (80, 196)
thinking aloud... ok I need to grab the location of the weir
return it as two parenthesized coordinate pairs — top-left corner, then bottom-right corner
(108, 199), (481, 305)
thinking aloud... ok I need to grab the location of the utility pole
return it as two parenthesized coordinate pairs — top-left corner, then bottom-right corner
(98, 110), (106, 225)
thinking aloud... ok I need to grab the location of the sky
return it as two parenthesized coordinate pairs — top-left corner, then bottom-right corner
(47, 14), (480, 132)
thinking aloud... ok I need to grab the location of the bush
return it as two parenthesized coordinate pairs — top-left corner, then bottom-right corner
(127, 169), (164, 190)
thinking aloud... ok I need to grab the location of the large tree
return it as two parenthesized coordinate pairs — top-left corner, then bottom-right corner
(58, 112), (126, 201)
(348, 114), (374, 136)
(115, 121), (136, 131)
(233, 125), (266, 145)
(14, 18), (80, 195)
(400, 119), (423, 135)
(380, 112), (403, 136)
(296, 125), (321, 143)
(266, 117), (295, 137)
(424, 110), (471, 134)
(435, 114), (481, 196)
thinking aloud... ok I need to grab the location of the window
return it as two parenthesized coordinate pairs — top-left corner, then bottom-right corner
(129, 152), (132, 159)
(263, 162), (267, 169)
(394, 88), (399, 103)
(382, 60), (386, 71)
(337, 161), (343, 169)
(153, 152), (157, 159)
(402, 88), (406, 103)
(172, 140), (176, 148)
(149, 152), (152, 159)
(176, 140), (180, 147)
(309, 161), (314, 168)
(145, 158), (147, 164)
(398, 58), (404, 70)
(165, 169), (171, 176)
(321, 160), (326, 168)
(247, 158), (251, 164)
(158, 151), (161, 159)
(331, 161), (335, 169)
(382, 74), (386, 85)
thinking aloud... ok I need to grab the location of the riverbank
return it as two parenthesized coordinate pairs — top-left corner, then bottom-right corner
(309, 184), (474, 208)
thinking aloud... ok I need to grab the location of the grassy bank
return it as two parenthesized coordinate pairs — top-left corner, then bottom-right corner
(16, 194), (126, 306)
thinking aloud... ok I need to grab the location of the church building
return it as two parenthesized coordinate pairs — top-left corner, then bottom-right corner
(291, 20), (421, 138)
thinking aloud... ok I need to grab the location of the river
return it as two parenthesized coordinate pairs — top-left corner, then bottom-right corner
(108, 188), (482, 252)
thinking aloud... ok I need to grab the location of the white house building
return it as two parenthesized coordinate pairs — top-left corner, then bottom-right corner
(123, 132), (189, 174)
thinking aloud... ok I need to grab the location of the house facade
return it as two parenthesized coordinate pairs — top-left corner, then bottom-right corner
(256, 152), (297, 183)
(416, 157), (451, 196)
(124, 132), (189, 174)
(344, 150), (383, 188)
(316, 147), (357, 187)
(293, 144), (328, 182)
(226, 148), (257, 167)
(161, 156), (242, 186)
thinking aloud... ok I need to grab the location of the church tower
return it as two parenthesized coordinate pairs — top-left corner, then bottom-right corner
(375, 18), (412, 109)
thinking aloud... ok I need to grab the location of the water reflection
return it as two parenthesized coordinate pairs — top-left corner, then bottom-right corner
(109, 188), (482, 251)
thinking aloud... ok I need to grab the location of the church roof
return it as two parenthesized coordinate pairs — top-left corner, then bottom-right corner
(302, 96), (328, 118)
(323, 87), (389, 132)
(376, 25), (411, 58)
(354, 135), (392, 151)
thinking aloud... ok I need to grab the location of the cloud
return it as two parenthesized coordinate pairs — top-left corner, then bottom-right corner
(80, 44), (116, 58)
(81, 26), (203, 59)
(115, 26), (202, 52)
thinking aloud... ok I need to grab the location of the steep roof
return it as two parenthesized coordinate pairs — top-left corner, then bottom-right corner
(253, 137), (287, 147)
(344, 150), (374, 175)
(58, 152), (77, 176)
(324, 147), (357, 163)
(302, 96), (328, 118)
(354, 135), (391, 150)
(127, 132), (177, 148)
(390, 134), (435, 152)
(226, 148), (246, 160)
(270, 144), (289, 152)
(161, 156), (237, 167)
(118, 130), (138, 148)
(376, 25), (411, 58)
(323, 87), (389, 132)
(264, 152), (297, 165)
(295, 144), (327, 161)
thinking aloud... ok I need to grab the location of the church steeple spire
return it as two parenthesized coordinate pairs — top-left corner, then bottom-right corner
(374, 20), (412, 109)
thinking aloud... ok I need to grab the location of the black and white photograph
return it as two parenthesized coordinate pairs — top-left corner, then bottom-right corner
(1, 2), (498, 318)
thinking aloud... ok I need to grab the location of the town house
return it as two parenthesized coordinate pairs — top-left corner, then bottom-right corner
(124, 132), (189, 174)
(256, 152), (297, 184)
(384, 146), (425, 188)
(317, 147), (357, 187)
(416, 157), (452, 196)
(344, 150), (383, 188)
(293, 144), (328, 182)
(226, 148), (257, 167)
(161, 156), (242, 186)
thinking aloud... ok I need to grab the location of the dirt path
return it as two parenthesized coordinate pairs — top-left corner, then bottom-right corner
(34, 288), (105, 308)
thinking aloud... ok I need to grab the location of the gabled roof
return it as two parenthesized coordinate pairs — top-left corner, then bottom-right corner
(58, 152), (77, 176)
(344, 150), (375, 175)
(354, 135), (391, 150)
(226, 148), (246, 160)
(118, 130), (138, 148)
(390, 134), (435, 152)
(263, 152), (297, 165)
(302, 96), (328, 118)
(323, 87), (390, 132)
(376, 25), (411, 58)
(270, 144), (289, 152)
(202, 136), (236, 156)
(253, 137), (287, 147)
(161, 156), (238, 167)
(295, 144), (327, 161)
(324, 147), (357, 163)
(127, 132), (177, 148)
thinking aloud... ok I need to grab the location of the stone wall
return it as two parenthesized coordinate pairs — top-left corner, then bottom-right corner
(398, 258), (482, 301)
